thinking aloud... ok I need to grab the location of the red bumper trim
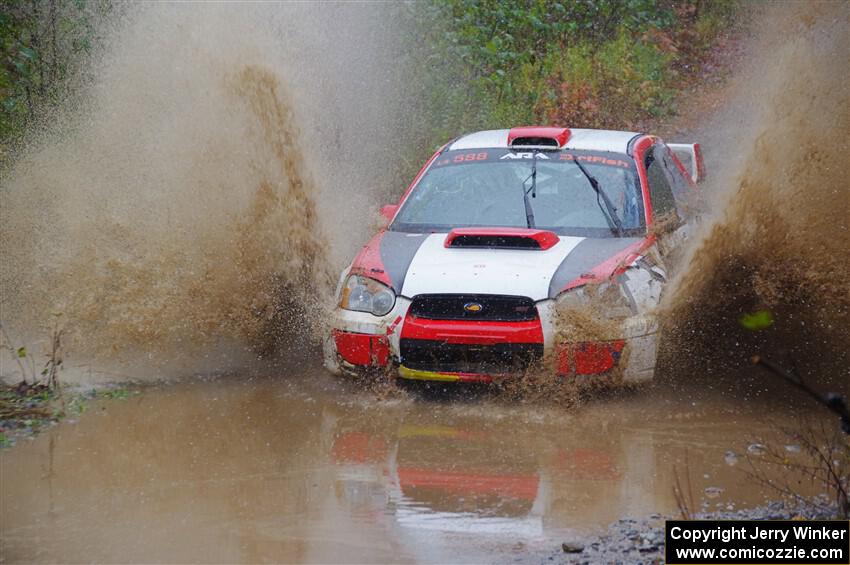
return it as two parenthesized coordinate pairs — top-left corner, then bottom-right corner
(400, 316), (544, 345)
(398, 467), (540, 501)
(333, 330), (389, 367)
(454, 372), (495, 383)
(557, 340), (625, 376)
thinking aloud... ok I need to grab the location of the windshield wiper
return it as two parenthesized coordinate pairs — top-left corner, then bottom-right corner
(521, 153), (537, 228)
(571, 158), (624, 237)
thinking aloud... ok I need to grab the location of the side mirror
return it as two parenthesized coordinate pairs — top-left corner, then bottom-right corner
(380, 204), (398, 222)
(667, 142), (706, 184)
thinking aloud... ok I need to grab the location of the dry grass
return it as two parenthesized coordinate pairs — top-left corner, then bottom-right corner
(743, 417), (849, 519)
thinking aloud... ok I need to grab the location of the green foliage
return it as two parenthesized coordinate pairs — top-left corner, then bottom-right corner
(405, 0), (740, 169)
(98, 387), (136, 400)
(740, 310), (775, 331)
(58, 387), (137, 420)
(433, 0), (676, 80)
(0, 0), (108, 153)
(690, 0), (740, 52)
(0, 383), (55, 446)
(69, 395), (88, 414)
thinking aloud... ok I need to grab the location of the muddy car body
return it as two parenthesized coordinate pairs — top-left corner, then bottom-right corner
(324, 127), (702, 384)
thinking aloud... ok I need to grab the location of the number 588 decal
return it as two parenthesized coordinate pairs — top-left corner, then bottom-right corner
(453, 152), (489, 163)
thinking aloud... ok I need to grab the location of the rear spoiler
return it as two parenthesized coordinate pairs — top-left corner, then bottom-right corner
(667, 143), (706, 184)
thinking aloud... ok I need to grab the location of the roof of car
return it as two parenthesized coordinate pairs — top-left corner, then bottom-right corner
(447, 128), (643, 154)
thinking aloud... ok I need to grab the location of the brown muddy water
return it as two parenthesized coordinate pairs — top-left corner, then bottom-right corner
(0, 362), (819, 564)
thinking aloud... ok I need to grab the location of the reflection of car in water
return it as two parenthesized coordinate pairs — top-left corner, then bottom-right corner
(322, 408), (653, 553)
(330, 422), (543, 538)
(325, 127), (703, 384)
(391, 425), (548, 536)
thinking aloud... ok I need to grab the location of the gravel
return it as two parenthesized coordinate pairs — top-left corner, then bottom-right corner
(544, 498), (839, 564)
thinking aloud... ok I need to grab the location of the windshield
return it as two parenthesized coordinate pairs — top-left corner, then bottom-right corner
(391, 149), (644, 238)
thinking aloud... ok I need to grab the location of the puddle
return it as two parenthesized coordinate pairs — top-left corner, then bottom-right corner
(0, 363), (819, 563)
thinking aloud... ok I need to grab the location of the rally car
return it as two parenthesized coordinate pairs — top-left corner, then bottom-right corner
(324, 127), (703, 383)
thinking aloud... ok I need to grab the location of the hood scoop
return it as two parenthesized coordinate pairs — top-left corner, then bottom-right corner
(444, 228), (560, 250)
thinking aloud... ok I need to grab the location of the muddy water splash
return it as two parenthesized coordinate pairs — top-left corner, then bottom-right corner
(59, 67), (332, 354)
(662, 1), (850, 390)
(0, 5), (406, 380)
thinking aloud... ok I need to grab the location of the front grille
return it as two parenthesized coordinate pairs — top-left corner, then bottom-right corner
(400, 339), (543, 374)
(408, 294), (538, 322)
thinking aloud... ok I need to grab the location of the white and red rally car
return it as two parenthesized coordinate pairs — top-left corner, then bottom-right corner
(324, 127), (703, 384)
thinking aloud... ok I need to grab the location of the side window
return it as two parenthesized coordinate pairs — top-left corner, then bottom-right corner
(645, 145), (679, 221)
(660, 146), (693, 200)
(660, 145), (701, 219)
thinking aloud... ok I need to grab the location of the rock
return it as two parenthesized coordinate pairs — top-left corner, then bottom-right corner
(747, 443), (767, 455)
(549, 499), (846, 565)
(704, 486), (724, 498)
(562, 542), (584, 554)
(724, 450), (739, 465)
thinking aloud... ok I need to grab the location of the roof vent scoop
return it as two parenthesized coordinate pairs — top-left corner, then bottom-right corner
(445, 228), (560, 250)
(511, 137), (559, 148)
(508, 126), (570, 150)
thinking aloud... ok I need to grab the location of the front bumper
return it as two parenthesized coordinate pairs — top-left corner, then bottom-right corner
(323, 298), (657, 383)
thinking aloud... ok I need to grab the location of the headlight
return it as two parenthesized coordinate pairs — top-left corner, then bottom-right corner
(555, 285), (589, 310)
(556, 281), (634, 319)
(339, 275), (396, 316)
